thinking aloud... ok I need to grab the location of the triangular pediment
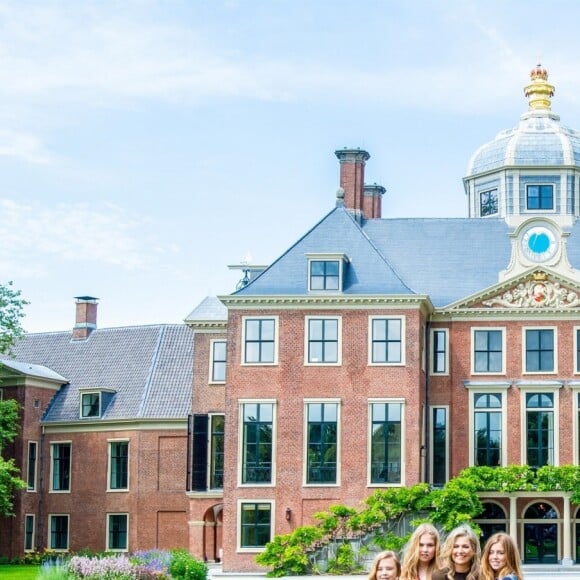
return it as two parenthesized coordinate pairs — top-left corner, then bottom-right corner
(445, 269), (580, 312)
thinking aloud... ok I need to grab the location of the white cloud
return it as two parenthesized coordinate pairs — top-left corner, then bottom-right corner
(0, 131), (53, 164)
(0, 198), (168, 277)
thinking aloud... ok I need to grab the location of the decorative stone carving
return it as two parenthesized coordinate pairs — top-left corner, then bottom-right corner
(483, 279), (580, 308)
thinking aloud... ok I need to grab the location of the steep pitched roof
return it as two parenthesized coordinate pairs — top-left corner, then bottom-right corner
(7, 324), (193, 422)
(232, 206), (513, 307)
(234, 207), (414, 296)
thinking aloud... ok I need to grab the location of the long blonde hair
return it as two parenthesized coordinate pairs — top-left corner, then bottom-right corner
(480, 533), (522, 580)
(439, 525), (480, 580)
(368, 550), (401, 580)
(400, 523), (441, 580)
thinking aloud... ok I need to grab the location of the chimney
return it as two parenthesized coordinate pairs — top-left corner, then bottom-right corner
(335, 148), (370, 218)
(363, 183), (386, 219)
(72, 296), (98, 340)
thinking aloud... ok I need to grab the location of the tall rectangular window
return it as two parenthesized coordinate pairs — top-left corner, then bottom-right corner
(431, 407), (447, 486)
(81, 392), (100, 418)
(244, 318), (276, 364)
(210, 415), (225, 489)
(242, 403), (273, 484)
(474, 330), (503, 373)
(240, 502), (272, 549)
(370, 318), (403, 364)
(432, 329), (447, 374)
(526, 393), (554, 467)
(24, 514), (35, 551)
(307, 318), (339, 364)
(49, 515), (69, 550)
(369, 402), (402, 484)
(51, 443), (71, 492)
(27, 441), (37, 491)
(480, 189), (498, 216)
(107, 514), (128, 551)
(109, 441), (129, 491)
(474, 393), (502, 467)
(525, 329), (554, 372)
(210, 340), (227, 382)
(527, 184), (554, 210)
(309, 260), (340, 290)
(306, 402), (338, 484)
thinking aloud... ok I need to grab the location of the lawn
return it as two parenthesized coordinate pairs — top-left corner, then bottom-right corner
(0, 564), (40, 579)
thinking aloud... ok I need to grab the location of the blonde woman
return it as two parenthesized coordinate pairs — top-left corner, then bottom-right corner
(368, 550), (401, 580)
(400, 523), (441, 580)
(432, 525), (481, 580)
(480, 533), (522, 580)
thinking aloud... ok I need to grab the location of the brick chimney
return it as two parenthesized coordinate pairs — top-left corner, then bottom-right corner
(363, 183), (385, 219)
(335, 148), (370, 218)
(72, 296), (98, 340)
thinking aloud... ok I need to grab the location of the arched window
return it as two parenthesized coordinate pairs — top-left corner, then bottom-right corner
(474, 501), (507, 546)
(523, 502), (558, 564)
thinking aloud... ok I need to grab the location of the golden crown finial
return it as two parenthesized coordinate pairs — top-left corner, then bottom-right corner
(524, 63), (555, 110)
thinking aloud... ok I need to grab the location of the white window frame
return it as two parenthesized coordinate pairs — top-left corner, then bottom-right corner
(367, 398), (405, 487)
(241, 316), (279, 365)
(209, 339), (227, 383)
(24, 513), (35, 552)
(80, 391), (101, 418)
(525, 183), (555, 213)
(306, 253), (348, 293)
(48, 514), (69, 551)
(107, 439), (130, 492)
(471, 327), (506, 375)
(237, 499), (275, 553)
(574, 327), (580, 374)
(368, 316), (405, 366)
(430, 405), (449, 486)
(106, 513), (129, 552)
(430, 328), (449, 375)
(303, 398), (341, 486)
(479, 188), (499, 217)
(517, 381), (562, 467)
(305, 316), (342, 366)
(50, 441), (72, 493)
(238, 400), (277, 488)
(464, 382), (510, 467)
(27, 440), (38, 492)
(522, 326), (558, 375)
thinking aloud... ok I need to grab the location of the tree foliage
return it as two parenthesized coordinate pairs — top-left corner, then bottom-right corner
(0, 281), (28, 516)
(0, 281), (28, 355)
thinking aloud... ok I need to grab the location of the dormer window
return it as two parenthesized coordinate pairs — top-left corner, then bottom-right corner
(526, 184), (553, 210)
(307, 254), (348, 292)
(79, 387), (116, 419)
(480, 189), (498, 217)
(81, 392), (100, 418)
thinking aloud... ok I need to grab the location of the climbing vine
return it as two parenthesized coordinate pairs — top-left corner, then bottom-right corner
(255, 465), (580, 576)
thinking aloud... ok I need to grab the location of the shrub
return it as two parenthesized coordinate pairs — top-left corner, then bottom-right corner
(169, 549), (207, 580)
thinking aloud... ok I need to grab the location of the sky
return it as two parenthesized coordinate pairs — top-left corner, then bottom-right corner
(3, 0), (580, 332)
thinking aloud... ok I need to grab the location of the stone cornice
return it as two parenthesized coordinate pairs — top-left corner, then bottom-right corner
(218, 294), (433, 313)
(431, 307), (580, 322)
(185, 320), (227, 332)
(41, 418), (187, 433)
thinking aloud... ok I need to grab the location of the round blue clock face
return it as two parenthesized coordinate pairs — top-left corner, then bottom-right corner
(521, 225), (558, 262)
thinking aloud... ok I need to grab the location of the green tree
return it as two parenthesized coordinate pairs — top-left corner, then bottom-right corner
(0, 281), (28, 516)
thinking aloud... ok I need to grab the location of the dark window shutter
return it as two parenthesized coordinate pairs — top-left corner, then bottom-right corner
(192, 414), (209, 491)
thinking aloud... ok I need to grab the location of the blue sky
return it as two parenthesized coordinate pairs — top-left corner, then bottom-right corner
(3, 0), (580, 332)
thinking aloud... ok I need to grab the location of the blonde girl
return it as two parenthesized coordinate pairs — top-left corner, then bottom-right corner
(368, 550), (401, 580)
(432, 525), (481, 580)
(480, 533), (522, 580)
(400, 523), (442, 580)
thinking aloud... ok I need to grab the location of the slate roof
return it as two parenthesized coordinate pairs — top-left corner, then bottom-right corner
(185, 295), (227, 323)
(232, 206), (522, 307)
(6, 324), (193, 423)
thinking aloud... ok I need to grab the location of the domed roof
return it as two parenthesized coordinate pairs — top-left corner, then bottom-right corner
(466, 65), (580, 177)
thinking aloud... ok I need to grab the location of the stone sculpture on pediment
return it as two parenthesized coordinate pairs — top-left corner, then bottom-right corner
(482, 278), (580, 308)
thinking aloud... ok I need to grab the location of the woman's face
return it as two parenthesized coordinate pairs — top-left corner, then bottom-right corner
(418, 533), (437, 564)
(451, 535), (474, 572)
(376, 557), (398, 580)
(487, 541), (507, 572)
